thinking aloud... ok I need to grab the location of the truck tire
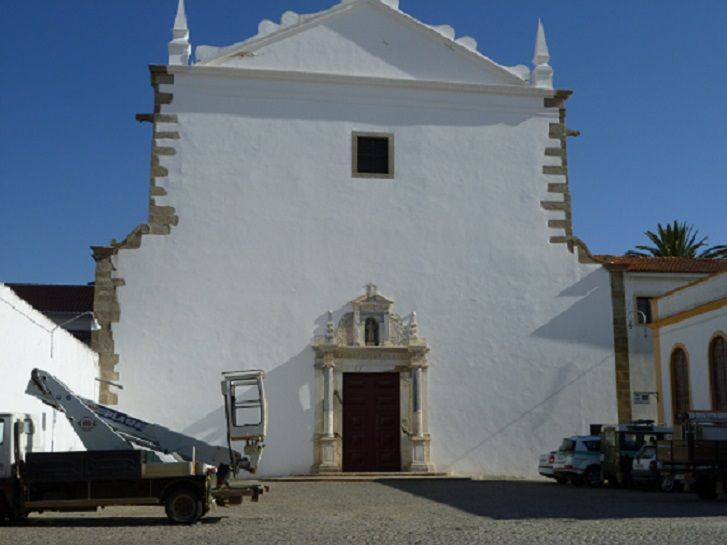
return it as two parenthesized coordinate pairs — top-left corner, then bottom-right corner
(164, 488), (203, 524)
(695, 479), (719, 500)
(658, 476), (675, 493)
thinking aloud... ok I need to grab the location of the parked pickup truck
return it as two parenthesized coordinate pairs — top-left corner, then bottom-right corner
(601, 421), (672, 488)
(631, 444), (676, 492)
(553, 435), (602, 487)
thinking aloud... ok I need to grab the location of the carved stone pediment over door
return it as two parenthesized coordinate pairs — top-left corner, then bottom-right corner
(312, 284), (433, 473)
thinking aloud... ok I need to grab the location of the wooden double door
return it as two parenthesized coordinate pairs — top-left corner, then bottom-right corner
(342, 372), (401, 472)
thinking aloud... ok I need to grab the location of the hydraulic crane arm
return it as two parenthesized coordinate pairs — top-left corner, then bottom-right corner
(25, 369), (132, 451)
(26, 368), (267, 476)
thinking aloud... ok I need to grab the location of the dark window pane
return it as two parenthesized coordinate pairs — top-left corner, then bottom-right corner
(671, 348), (690, 420)
(636, 297), (652, 324)
(357, 136), (389, 174)
(711, 337), (727, 411)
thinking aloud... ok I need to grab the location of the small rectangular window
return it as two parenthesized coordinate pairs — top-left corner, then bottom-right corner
(636, 297), (652, 324)
(0, 419), (5, 445)
(352, 132), (394, 178)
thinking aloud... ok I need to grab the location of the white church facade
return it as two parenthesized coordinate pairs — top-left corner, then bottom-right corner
(89, 0), (692, 477)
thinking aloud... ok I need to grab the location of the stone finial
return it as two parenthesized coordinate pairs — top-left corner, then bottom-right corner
(366, 283), (378, 298)
(168, 0), (191, 66)
(531, 19), (553, 89)
(326, 310), (335, 343)
(456, 36), (478, 52)
(409, 312), (419, 340)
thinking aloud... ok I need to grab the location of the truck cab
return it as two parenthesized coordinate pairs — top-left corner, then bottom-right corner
(0, 414), (42, 474)
(0, 413), (42, 520)
(600, 420), (672, 487)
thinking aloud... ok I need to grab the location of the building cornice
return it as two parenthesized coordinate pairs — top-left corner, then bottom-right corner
(167, 65), (557, 98)
(649, 297), (727, 330)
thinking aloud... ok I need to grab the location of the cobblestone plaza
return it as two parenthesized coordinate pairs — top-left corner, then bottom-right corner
(3, 480), (727, 545)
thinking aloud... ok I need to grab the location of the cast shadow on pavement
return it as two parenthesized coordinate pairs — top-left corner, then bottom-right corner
(5, 516), (223, 528)
(379, 479), (727, 520)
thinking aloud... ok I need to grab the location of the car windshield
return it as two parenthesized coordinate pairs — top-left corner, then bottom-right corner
(559, 438), (575, 452)
(635, 445), (655, 459)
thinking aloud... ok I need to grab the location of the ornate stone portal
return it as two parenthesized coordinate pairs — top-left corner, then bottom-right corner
(312, 284), (433, 473)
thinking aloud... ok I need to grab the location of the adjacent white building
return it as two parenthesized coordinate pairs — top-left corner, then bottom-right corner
(597, 256), (727, 423)
(651, 271), (727, 425)
(0, 284), (99, 452)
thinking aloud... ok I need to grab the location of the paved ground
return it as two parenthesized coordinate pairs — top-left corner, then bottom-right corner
(3, 479), (727, 545)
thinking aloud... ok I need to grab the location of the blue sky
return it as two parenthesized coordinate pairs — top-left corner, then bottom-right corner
(1, 0), (725, 284)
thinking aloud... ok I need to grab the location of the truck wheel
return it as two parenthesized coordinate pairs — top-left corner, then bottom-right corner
(695, 479), (719, 500)
(585, 466), (602, 488)
(659, 476), (675, 493)
(165, 489), (203, 524)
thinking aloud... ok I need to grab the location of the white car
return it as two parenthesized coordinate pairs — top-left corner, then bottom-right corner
(553, 435), (602, 487)
(538, 450), (562, 482)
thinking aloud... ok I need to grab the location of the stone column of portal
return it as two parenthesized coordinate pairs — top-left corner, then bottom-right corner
(324, 364), (334, 438)
(409, 354), (433, 472)
(412, 367), (424, 436)
(318, 353), (340, 472)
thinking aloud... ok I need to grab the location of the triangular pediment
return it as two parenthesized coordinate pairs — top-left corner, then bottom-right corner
(351, 283), (394, 307)
(195, 0), (527, 86)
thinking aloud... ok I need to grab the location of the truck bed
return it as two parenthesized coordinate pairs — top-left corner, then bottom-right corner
(657, 440), (727, 466)
(20, 450), (208, 510)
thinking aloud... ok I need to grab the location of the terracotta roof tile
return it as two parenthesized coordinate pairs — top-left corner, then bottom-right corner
(593, 256), (727, 274)
(6, 283), (94, 313)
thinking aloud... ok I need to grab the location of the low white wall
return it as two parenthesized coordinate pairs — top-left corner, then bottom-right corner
(0, 284), (99, 452)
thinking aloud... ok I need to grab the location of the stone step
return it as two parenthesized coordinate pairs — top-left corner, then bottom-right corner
(263, 472), (469, 482)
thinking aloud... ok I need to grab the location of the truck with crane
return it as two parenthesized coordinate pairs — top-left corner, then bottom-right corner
(0, 368), (267, 524)
(657, 411), (727, 499)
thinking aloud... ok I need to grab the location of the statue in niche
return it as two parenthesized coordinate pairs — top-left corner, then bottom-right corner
(365, 318), (380, 346)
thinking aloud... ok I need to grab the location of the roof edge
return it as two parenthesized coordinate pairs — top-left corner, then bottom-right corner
(194, 0), (527, 86)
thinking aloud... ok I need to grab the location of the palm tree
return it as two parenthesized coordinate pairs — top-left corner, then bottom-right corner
(627, 221), (727, 258)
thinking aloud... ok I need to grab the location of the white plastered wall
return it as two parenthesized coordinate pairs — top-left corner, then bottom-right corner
(0, 284), (99, 452)
(109, 64), (620, 477)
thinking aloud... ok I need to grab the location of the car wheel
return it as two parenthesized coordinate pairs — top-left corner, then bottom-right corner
(585, 466), (602, 488)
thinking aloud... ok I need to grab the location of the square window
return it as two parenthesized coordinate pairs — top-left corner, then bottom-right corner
(352, 132), (394, 178)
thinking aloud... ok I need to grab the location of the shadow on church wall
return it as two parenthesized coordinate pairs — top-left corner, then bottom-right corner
(530, 269), (613, 349)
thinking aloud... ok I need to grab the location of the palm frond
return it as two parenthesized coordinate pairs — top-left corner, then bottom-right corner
(626, 221), (724, 258)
